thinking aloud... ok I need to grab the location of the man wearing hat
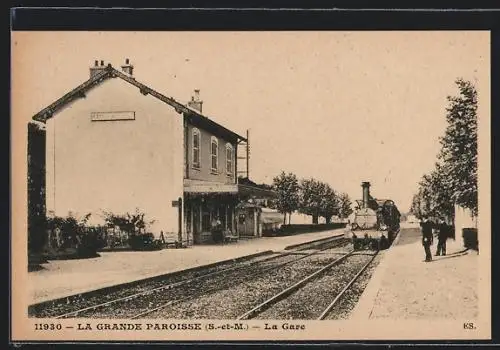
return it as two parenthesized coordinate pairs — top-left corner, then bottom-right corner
(420, 216), (433, 262)
(435, 218), (448, 256)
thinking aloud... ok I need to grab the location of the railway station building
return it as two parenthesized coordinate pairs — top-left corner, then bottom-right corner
(29, 59), (276, 245)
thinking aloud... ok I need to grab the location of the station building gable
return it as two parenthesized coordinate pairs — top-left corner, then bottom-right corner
(39, 63), (186, 237)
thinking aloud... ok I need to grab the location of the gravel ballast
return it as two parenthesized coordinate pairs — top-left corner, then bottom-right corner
(255, 252), (380, 320)
(29, 252), (280, 318)
(143, 248), (353, 319)
(30, 237), (353, 319)
(324, 252), (383, 320)
(74, 252), (304, 318)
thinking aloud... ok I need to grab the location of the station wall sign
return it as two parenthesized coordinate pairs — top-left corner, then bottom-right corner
(91, 111), (135, 122)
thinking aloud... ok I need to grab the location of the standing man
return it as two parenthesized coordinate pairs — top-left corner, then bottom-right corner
(435, 218), (448, 256)
(420, 217), (433, 262)
(211, 216), (223, 244)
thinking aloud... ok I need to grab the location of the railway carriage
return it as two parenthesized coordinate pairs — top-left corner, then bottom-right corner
(344, 182), (401, 250)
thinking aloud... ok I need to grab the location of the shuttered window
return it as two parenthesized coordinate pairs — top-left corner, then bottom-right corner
(226, 143), (233, 175)
(192, 128), (200, 168)
(211, 136), (218, 172)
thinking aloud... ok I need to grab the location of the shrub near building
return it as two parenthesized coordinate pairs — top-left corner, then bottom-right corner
(44, 213), (105, 259)
(102, 209), (163, 251)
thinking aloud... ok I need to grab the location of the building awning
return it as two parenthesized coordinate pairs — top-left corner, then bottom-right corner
(184, 180), (238, 194)
(183, 180), (277, 198)
(261, 210), (283, 224)
(237, 184), (278, 199)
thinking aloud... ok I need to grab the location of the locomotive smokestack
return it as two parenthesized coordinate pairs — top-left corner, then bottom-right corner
(361, 182), (371, 209)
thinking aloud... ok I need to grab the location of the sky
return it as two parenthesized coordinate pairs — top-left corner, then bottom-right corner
(12, 31), (490, 212)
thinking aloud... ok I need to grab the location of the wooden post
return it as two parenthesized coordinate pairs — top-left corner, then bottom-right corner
(190, 203), (194, 246)
(235, 143), (238, 184)
(184, 122), (189, 179)
(225, 205), (228, 231)
(199, 202), (203, 231)
(254, 208), (258, 237)
(177, 197), (183, 246)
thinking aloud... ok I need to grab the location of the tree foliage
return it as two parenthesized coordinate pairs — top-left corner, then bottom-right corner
(438, 79), (478, 215)
(410, 164), (454, 219)
(272, 171), (300, 224)
(319, 184), (339, 223)
(299, 178), (339, 223)
(102, 208), (155, 236)
(272, 172), (349, 225)
(411, 78), (478, 219)
(338, 192), (353, 219)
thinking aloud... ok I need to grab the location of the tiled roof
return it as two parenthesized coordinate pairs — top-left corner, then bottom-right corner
(31, 64), (246, 142)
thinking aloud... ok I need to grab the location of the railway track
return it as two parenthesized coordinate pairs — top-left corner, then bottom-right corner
(285, 234), (346, 251)
(244, 250), (379, 320)
(30, 235), (348, 319)
(141, 242), (354, 319)
(317, 252), (377, 320)
(129, 237), (349, 319)
(30, 251), (277, 318)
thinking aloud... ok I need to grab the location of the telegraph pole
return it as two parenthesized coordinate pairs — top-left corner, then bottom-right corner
(246, 129), (250, 179)
(237, 129), (250, 180)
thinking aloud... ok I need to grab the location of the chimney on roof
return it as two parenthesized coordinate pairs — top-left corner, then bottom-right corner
(361, 182), (371, 209)
(121, 58), (134, 76)
(187, 89), (203, 113)
(90, 59), (106, 78)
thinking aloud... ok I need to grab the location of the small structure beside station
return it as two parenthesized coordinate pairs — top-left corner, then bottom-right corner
(234, 177), (280, 238)
(454, 204), (478, 251)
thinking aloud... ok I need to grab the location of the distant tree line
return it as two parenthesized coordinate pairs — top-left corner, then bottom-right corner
(271, 172), (353, 225)
(410, 78), (478, 221)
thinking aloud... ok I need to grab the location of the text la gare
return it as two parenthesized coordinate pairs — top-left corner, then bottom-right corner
(265, 323), (306, 330)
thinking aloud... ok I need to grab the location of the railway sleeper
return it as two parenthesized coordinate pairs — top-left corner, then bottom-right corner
(352, 236), (391, 251)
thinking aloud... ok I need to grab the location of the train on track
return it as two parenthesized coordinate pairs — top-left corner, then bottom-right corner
(344, 181), (401, 250)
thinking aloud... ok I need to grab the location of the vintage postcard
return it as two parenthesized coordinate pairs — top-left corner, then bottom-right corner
(11, 31), (491, 342)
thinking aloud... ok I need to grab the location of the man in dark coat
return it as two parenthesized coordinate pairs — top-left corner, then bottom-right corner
(435, 218), (448, 256)
(211, 216), (223, 244)
(420, 217), (433, 262)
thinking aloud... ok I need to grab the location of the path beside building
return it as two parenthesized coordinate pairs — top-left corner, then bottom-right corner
(351, 224), (479, 320)
(29, 228), (345, 305)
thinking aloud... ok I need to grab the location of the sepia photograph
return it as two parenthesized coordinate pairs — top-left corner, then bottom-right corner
(11, 30), (491, 341)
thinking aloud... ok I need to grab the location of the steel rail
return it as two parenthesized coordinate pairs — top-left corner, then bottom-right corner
(297, 239), (348, 252)
(54, 251), (287, 319)
(317, 250), (379, 320)
(236, 250), (354, 320)
(51, 235), (345, 319)
(130, 238), (349, 319)
(286, 234), (346, 251)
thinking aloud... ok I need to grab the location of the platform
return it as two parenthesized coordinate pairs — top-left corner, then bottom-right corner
(351, 224), (479, 320)
(28, 228), (346, 305)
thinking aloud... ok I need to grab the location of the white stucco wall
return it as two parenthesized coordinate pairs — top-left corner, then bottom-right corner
(289, 212), (313, 225)
(454, 204), (477, 238)
(45, 77), (184, 239)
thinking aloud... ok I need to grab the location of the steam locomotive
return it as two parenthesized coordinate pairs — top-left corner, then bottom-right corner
(345, 182), (401, 250)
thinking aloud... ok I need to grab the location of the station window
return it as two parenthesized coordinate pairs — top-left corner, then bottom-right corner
(192, 128), (201, 168)
(226, 143), (233, 175)
(211, 136), (218, 172)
